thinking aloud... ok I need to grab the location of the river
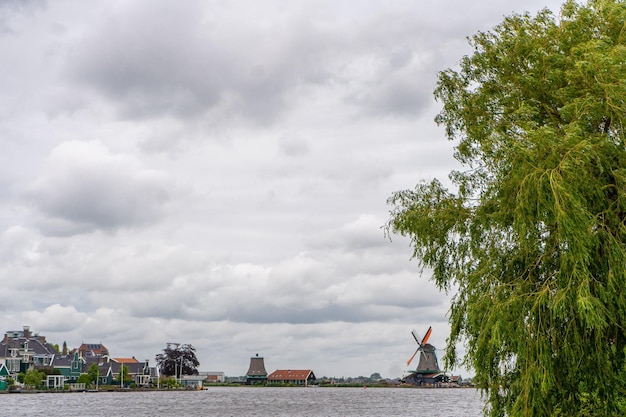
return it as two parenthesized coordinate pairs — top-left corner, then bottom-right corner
(1, 386), (485, 416)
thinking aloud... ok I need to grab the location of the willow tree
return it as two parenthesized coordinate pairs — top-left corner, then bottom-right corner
(387, 1), (626, 415)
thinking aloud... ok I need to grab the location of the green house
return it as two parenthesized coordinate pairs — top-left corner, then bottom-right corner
(50, 351), (84, 382)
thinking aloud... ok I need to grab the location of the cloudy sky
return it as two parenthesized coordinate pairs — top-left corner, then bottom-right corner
(1, 0), (565, 379)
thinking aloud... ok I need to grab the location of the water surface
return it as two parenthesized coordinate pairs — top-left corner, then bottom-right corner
(1, 386), (484, 416)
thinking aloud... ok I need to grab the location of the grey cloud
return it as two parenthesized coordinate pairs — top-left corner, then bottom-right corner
(63, 0), (441, 126)
(225, 303), (406, 324)
(67, 2), (228, 120)
(25, 141), (174, 235)
(117, 243), (446, 325)
(357, 76), (433, 118)
(278, 134), (310, 157)
(0, 0), (45, 33)
(307, 215), (392, 252)
(128, 292), (442, 325)
(64, 1), (336, 123)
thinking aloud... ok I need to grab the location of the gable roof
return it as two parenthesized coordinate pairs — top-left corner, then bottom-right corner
(268, 369), (314, 381)
(0, 362), (9, 376)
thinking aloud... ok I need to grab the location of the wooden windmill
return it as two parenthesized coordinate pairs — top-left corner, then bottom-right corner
(403, 326), (443, 385)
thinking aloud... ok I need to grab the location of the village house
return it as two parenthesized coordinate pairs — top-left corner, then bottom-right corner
(74, 342), (109, 358)
(199, 371), (225, 383)
(0, 326), (57, 375)
(268, 369), (316, 386)
(0, 326), (155, 389)
(0, 326), (230, 391)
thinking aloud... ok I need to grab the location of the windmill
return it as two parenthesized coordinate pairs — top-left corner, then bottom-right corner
(403, 326), (444, 386)
(406, 326), (432, 368)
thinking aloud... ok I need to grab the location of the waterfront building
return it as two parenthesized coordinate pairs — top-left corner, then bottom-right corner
(0, 326), (57, 376)
(245, 354), (268, 385)
(268, 369), (316, 386)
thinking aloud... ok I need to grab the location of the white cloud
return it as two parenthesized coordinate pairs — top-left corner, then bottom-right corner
(23, 304), (87, 332)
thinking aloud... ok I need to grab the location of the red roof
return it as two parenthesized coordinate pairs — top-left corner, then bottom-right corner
(268, 369), (313, 381)
(113, 357), (139, 364)
(78, 343), (109, 356)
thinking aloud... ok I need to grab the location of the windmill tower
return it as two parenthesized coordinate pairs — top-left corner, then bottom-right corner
(403, 327), (445, 386)
(245, 353), (268, 385)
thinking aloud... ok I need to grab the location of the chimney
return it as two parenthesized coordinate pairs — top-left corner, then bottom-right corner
(23, 326), (31, 338)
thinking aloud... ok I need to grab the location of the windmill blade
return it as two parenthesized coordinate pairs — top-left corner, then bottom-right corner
(411, 329), (421, 344)
(421, 326), (432, 346)
(406, 347), (420, 366)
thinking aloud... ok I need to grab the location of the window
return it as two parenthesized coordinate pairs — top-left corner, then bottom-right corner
(7, 358), (20, 372)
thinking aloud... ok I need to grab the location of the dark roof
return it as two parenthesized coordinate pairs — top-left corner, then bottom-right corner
(50, 355), (73, 367)
(246, 356), (268, 376)
(0, 337), (57, 357)
(111, 360), (146, 375)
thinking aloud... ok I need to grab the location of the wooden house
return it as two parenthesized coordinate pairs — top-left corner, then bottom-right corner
(268, 369), (316, 386)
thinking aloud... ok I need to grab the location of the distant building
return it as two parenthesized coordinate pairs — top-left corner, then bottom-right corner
(198, 371), (225, 383)
(180, 374), (205, 388)
(49, 351), (84, 383)
(245, 354), (268, 385)
(402, 341), (448, 386)
(0, 326), (57, 376)
(0, 326), (159, 388)
(112, 357), (152, 386)
(74, 342), (109, 358)
(268, 369), (316, 386)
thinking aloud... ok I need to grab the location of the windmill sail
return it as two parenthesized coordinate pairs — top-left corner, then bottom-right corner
(406, 326), (436, 369)
(421, 327), (432, 345)
(406, 347), (420, 366)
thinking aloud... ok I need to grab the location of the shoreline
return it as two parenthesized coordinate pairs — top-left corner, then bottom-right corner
(1, 384), (476, 394)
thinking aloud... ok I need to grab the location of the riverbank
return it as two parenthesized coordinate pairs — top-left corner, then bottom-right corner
(1, 383), (475, 394)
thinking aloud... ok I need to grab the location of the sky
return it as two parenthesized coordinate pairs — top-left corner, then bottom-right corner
(0, 0), (566, 379)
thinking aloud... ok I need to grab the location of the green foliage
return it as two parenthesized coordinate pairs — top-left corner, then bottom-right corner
(16, 372), (25, 383)
(115, 364), (132, 385)
(23, 370), (45, 388)
(86, 363), (100, 385)
(387, 1), (626, 416)
(76, 373), (91, 385)
(39, 367), (60, 375)
(159, 376), (179, 388)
